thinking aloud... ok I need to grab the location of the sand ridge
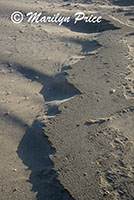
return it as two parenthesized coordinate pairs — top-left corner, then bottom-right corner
(0, 0), (134, 200)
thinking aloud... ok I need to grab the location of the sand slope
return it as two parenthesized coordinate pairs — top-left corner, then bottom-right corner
(0, 0), (134, 200)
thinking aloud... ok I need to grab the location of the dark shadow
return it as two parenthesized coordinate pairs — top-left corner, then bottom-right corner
(61, 65), (72, 72)
(17, 119), (76, 200)
(63, 0), (91, 3)
(61, 38), (101, 55)
(126, 32), (134, 36)
(5, 63), (81, 102)
(125, 12), (134, 16)
(39, 72), (80, 102)
(63, 18), (120, 34)
(113, 0), (134, 6)
(2, 112), (75, 200)
(45, 104), (61, 116)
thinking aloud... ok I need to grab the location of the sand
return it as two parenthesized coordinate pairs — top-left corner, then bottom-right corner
(0, 0), (134, 199)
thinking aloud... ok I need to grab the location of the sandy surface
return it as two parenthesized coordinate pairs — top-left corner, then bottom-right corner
(0, 0), (134, 199)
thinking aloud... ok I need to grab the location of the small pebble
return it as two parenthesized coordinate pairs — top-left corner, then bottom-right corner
(19, 30), (24, 33)
(106, 80), (110, 83)
(24, 96), (29, 100)
(65, 43), (71, 47)
(57, 171), (61, 175)
(109, 89), (116, 94)
(13, 188), (17, 192)
(4, 112), (9, 116)
(6, 92), (11, 95)
(9, 69), (14, 73)
(83, 173), (87, 177)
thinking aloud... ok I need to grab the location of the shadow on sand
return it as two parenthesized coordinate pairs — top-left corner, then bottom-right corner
(1, 110), (75, 200)
(12, 64), (80, 102)
(4, 63), (79, 200)
(17, 118), (75, 200)
(63, 18), (120, 34)
(113, 0), (134, 6)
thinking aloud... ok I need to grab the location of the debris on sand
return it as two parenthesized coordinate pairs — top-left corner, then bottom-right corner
(85, 117), (111, 125)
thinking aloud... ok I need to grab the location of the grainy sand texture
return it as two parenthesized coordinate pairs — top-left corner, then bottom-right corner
(0, 0), (134, 199)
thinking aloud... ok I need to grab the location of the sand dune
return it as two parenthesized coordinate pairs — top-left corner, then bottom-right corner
(0, 0), (134, 200)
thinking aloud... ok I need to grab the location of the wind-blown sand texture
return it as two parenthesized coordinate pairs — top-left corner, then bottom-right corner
(0, 0), (134, 199)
